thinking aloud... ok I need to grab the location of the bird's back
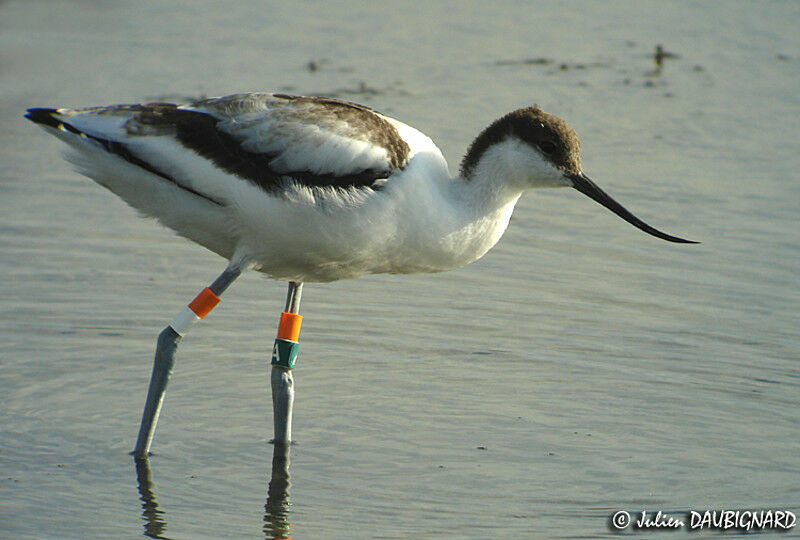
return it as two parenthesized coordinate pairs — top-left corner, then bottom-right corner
(26, 93), (458, 281)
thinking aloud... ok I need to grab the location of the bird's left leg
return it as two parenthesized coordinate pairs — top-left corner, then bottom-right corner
(133, 262), (244, 459)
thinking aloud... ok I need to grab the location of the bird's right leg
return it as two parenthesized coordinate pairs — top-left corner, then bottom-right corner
(133, 262), (244, 459)
(270, 281), (303, 445)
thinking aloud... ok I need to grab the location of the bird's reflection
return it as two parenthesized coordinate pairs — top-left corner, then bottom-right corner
(263, 441), (292, 540)
(132, 442), (292, 540)
(134, 457), (171, 540)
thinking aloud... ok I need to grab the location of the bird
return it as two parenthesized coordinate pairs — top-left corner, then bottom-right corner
(25, 93), (697, 456)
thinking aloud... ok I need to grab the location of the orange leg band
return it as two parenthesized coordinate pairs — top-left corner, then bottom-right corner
(277, 312), (303, 341)
(188, 287), (221, 319)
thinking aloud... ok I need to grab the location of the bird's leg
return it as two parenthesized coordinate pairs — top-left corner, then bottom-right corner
(133, 263), (243, 459)
(270, 281), (303, 445)
(264, 438), (292, 537)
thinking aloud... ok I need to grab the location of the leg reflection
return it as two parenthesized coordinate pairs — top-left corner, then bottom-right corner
(263, 441), (292, 540)
(134, 457), (171, 540)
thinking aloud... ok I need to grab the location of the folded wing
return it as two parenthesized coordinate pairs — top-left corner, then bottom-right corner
(27, 93), (415, 202)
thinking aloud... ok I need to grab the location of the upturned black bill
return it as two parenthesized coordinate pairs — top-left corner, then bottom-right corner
(568, 172), (698, 244)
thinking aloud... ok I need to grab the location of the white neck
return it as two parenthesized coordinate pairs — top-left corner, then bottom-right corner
(456, 138), (539, 214)
(412, 143), (529, 271)
(383, 137), (562, 274)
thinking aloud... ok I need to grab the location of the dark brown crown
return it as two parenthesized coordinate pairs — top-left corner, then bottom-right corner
(460, 106), (582, 178)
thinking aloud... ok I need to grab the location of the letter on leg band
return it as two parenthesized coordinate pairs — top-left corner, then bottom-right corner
(168, 287), (222, 337)
(271, 339), (299, 369)
(272, 312), (302, 369)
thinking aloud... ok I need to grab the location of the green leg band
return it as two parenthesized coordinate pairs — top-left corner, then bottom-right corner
(271, 338), (299, 369)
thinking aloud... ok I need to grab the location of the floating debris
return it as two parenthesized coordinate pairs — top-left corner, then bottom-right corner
(315, 80), (410, 99)
(653, 44), (680, 74)
(340, 81), (381, 96)
(494, 57), (553, 67)
(305, 59), (328, 72)
(555, 61), (610, 72)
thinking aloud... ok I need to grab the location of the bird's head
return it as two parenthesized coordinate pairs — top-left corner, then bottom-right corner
(460, 106), (698, 244)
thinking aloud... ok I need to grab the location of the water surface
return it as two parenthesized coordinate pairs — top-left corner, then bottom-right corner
(2, 1), (799, 538)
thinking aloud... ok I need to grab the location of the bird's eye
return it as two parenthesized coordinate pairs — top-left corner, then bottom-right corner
(538, 141), (557, 154)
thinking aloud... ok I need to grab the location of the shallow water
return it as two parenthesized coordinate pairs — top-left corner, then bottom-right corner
(2, 1), (799, 538)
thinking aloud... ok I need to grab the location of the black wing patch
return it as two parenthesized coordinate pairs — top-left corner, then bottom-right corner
(27, 95), (413, 197)
(25, 107), (224, 206)
(136, 97), (410, 193)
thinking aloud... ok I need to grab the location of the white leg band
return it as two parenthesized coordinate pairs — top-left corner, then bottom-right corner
(169, 305), (201, 337)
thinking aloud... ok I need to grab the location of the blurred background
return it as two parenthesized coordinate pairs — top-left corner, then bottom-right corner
(1, 1), (798, 538)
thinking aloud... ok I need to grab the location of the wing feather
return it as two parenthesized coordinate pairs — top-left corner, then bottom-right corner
(177, 93), (412, 191)
(28, 93), (437, 198)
